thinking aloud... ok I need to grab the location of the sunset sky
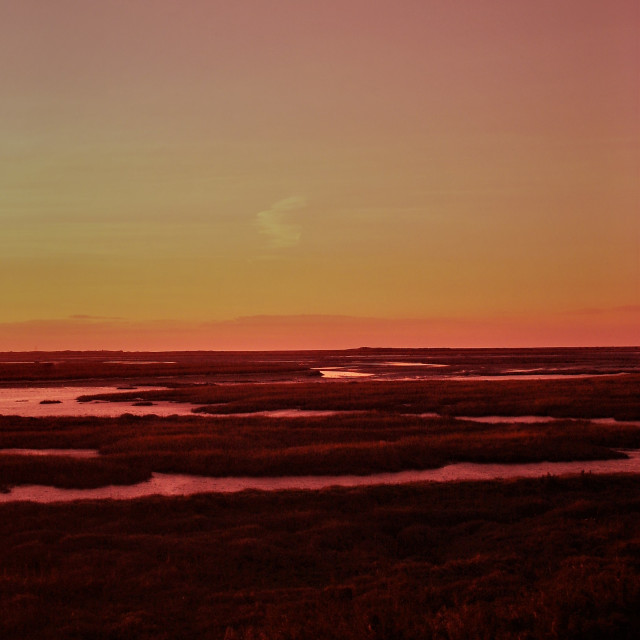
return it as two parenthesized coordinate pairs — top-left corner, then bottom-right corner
(1, 0), (638, 350)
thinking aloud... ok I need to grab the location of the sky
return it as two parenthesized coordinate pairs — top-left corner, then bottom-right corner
(1, 0), (638, 350)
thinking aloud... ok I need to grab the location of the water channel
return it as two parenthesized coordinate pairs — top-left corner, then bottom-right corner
(2, 450), (639, 504)
(0, 386), (197, 417)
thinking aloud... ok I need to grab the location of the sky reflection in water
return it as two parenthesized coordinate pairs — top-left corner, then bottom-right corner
(2, 451), (639, 504)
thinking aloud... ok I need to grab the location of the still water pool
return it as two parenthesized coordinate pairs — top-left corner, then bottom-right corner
(0, 386), (197, 417)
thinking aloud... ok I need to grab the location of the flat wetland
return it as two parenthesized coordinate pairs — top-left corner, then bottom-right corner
(1, 347), (639, 638)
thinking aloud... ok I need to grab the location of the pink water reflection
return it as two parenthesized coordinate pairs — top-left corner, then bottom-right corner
(317, 369), (373, 378)
(0, 386), (198, 417)
(2, 450), (639, 504)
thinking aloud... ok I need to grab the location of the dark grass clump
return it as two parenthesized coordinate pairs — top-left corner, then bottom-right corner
(0, 455), (150, 490)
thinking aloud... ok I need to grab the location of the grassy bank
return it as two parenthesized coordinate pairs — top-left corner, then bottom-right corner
(1, 413), (639, 488)
(79, 374), (640, 420)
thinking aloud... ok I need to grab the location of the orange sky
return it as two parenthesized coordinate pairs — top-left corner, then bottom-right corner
(1, 1), (638, 349)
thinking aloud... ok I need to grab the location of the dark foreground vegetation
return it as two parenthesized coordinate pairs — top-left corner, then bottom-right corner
(1, 475), (639, 639)
(1, 412), (639, 489)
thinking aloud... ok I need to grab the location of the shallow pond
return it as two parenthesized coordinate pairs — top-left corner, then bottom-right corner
(2, 450), (639, 504)
(0, 386), (198, 417)
(317, 369), (374, 378)
(318, 368), (629, 382)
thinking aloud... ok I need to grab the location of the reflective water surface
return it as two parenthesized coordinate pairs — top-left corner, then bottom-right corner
(0, 386), (197, 417)
(385, 362), (449, 367)
(2, 450), (639, 504)
(317, 369), (374, 378)
(318, 368), (629, 382)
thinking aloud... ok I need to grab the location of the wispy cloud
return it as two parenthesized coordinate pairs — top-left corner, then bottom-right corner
(256, 196), (306, 249)
(69, 314), (125, 321)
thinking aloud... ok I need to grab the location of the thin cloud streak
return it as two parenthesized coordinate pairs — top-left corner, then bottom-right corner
(69, 315), (126, 321)
(256, 196), (305, 249)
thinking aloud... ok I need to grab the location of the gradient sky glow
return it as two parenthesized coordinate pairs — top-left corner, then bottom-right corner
(1, 0), (638, 349)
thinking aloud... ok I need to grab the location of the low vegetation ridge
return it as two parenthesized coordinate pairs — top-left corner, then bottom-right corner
(78, 374), (640, 421)
(1, 412), (639, 489)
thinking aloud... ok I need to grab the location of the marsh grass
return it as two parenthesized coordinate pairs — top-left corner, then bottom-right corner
(1, 413), (638, 488)
(1, 476), (639, 639)
(79, 374), (640, 420)
(0, 454), (150, 490)
(2, 350), (639, 638)
(0, 354), (315, 385)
